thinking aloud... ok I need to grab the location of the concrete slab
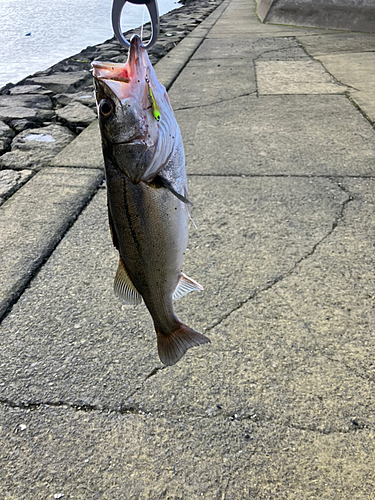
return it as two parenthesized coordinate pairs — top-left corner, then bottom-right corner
(51, 121), (104, 169)
(297, 32), (375, 56)
(151, 0), (231, 90)
(154, 36), (204, 90)
(1, 178), (375, 498)
(177, 94), (375, 176)
(0, 169), (33, 206)
(191, 35), (304, 59)
(316, 52), (375, 122)
(0, 167), (103, 320)
(207, 11), (334, 39)
(0, 177), (346, 405)
(169, 57), (256, 110)
(255, 60), (348, 94)
(267, 177), (375, 381)
(1, 404), (374, 498)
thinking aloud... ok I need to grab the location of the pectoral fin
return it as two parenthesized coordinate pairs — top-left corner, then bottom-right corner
(114, 257), (143, 305)
(172, 272), (204, 300)
(155, 175), (193, 207)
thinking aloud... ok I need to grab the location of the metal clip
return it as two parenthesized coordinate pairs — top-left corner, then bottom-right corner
(112, 0), (160, 50)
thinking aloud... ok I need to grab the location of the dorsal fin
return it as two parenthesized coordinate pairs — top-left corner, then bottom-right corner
(114, 257), (143, 305)
(172, 272), (204, 301)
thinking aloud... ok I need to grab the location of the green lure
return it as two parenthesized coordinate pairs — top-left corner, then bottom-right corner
(146, 80), (161, 122)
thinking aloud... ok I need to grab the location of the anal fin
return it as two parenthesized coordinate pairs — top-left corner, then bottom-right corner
(114, 257), (143, 305)
(172, 272), (204, 301)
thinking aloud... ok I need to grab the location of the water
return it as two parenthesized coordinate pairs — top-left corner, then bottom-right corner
(0, 0), (180, 89)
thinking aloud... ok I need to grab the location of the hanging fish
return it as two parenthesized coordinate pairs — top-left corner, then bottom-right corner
(92, 35), (209, 366)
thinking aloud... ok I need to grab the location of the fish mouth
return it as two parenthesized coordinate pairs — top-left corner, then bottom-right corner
(91, 61), (131, 83)
(92, 35), (144, 90)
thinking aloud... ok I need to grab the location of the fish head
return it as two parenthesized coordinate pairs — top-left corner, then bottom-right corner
(92, 35), (178, 184)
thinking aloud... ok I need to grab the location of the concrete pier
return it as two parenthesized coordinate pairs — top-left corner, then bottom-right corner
(1, 0), (375, 497)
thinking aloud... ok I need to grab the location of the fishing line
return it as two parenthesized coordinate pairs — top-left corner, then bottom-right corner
(140, 4), (146, 43)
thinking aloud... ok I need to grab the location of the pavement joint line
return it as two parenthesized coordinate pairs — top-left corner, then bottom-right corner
(295, 39), (374, 125)
(202, 190), (353, 337)
(0, 365), (167, 416)
(1, 395), (372, 435)
(265, 22), (350, 34)
(310, 59), (360, 92)
(0, 397), (143, 415)
(319, 353), (375, 385)
(0, 172), (105, 325)
(288, 423), (371, 434)
(346, 94), (375, 126)
(186, 174), (375, 179)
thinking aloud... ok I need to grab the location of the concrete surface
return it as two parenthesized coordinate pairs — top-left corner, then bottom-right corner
(177, 95), (375, 176)
(257, 0), (375, 33)
(0, 167), (103, 321)
(52, 121), (104, 169)
(1, 0), (375, 498)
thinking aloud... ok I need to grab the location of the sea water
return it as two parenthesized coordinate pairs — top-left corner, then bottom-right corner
(0, 0), (180, 89)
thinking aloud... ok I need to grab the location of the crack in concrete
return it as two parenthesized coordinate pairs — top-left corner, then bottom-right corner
(174, 91), (258, 111)
(203, 184), (353, 335)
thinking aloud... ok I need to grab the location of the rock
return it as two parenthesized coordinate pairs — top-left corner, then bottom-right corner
(25, 71), (92, 94)
(9, 120), (40, 133)
(0, 169), (33, 205)
(0, 120), (15, 140)
(95, 50), (121, 60)
(0, 120), (14, 152)
(9, 85), (52, 95)
(56, 102), (96, 131)
(0, 106), (53, 124)
(0, 139), (11, 154)
(0, 124), (75, 171)
(0, 93), (52, 110)
(53, 92), (96, 109)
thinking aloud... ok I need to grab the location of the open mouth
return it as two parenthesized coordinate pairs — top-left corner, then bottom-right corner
(91, 61), (131, 83)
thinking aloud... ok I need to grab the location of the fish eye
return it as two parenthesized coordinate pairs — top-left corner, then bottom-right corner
(99, 99), (114, 118)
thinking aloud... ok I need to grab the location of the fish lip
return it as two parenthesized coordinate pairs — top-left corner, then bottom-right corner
(113, 136), (147, 146)
(129, 34), (143, 62)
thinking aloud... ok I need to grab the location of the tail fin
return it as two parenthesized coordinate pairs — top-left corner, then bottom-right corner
(156, 322), (210, 366)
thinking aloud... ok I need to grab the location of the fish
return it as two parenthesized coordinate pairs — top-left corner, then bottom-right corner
(92, 34), (210, 366)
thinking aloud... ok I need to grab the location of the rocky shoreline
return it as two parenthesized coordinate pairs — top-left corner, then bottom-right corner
(0, 0), (223, 205)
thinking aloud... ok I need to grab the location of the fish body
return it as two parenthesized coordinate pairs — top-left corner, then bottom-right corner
(92, 35), (209, 365)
